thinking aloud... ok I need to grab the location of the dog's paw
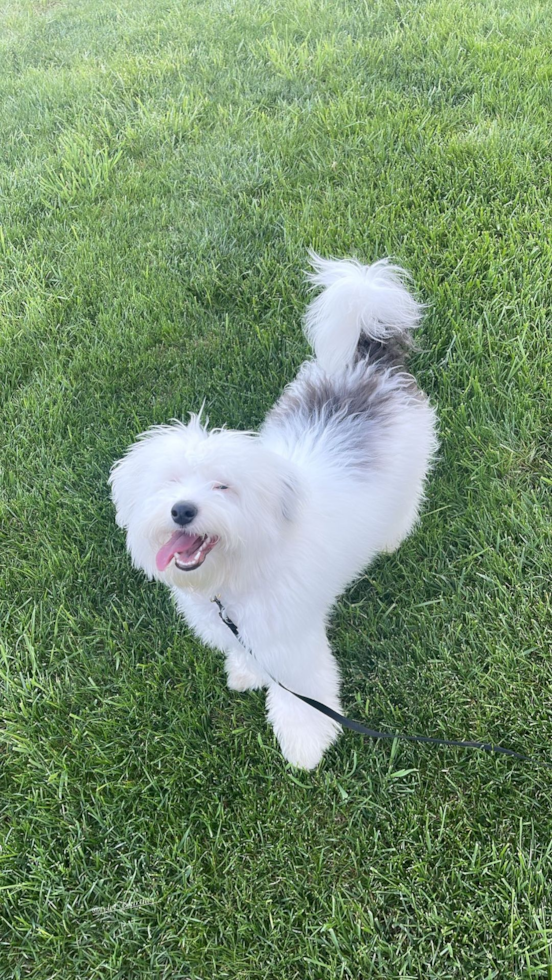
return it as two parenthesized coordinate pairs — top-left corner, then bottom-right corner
(278, 730), (337, 770)
(225, 652), (265, 692)
(267, 688), (341, 769)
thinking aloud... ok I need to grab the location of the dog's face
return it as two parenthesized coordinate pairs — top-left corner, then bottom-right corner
(109, 416), (299, 593)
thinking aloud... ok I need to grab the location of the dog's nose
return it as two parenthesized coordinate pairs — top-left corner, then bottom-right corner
(171, 501), (198, 526)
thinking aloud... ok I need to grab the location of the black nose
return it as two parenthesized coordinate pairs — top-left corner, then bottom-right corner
(171, 501), (198, 527)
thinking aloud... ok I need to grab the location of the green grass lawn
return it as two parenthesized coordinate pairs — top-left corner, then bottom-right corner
(1, 0), (552, 976)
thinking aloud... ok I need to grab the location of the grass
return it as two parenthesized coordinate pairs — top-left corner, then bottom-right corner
(1, 0), (552, 976)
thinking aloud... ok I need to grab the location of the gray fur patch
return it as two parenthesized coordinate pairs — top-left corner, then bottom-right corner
(268, 369), (393, 429)
(264, 344), (423, 472)
(355, 333), (413, 369)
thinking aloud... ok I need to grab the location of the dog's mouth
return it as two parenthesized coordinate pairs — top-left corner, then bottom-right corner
(155, 531), (219, 572)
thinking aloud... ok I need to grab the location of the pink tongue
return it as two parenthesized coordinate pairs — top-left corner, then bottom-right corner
(156, 531), (203, 571)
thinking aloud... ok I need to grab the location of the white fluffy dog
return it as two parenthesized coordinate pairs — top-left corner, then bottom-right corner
(110, 255), (437, 769)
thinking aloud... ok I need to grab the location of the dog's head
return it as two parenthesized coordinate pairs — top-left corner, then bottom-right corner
(109, 415), (300, 593)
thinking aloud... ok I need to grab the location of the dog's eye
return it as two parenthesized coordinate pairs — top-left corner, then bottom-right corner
(214, 484), (229, 491)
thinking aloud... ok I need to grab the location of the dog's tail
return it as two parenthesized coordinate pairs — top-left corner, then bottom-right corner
(304, 252), (423, 375)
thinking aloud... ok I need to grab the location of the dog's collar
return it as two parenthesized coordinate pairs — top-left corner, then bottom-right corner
(210, 596), (551, 770)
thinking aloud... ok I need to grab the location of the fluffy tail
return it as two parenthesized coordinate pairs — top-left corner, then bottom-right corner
(304, 252), (423, 375)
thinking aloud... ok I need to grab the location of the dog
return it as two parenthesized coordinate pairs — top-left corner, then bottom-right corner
(109, 254), (438, 769)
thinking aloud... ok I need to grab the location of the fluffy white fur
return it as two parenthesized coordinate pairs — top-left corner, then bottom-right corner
(304, 252), (423, 374)
(110, 254), (438, 769)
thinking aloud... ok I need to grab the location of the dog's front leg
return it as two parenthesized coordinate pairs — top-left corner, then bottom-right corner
(265, 633), (342, 769)
(173, 589), (266, 691)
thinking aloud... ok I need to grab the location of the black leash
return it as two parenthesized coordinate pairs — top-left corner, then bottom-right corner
(212, 596), (552, 770)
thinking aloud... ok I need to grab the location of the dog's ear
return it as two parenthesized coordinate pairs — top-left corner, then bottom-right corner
(280, 472), (301, 522)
